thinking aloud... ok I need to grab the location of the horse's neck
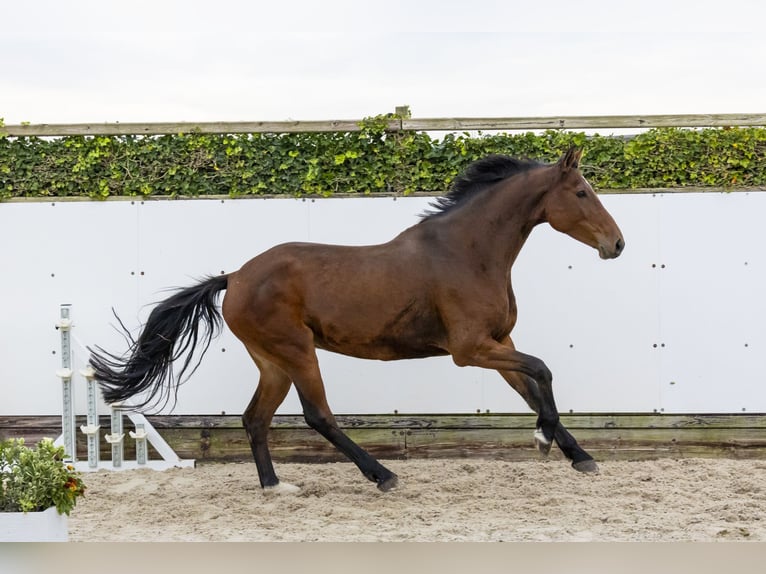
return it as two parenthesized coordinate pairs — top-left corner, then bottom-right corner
(432, 178), (547, 271)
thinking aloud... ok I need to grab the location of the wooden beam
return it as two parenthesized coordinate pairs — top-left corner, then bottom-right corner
(3, 113), (766, 137)
(2, 413), (765, 463)
(402, 113), (766, 131)
(0, 119), (401, 137)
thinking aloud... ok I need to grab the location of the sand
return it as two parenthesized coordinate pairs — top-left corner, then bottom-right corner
(68, 458), (766, 542)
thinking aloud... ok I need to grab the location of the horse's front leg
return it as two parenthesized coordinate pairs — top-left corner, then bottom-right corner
(495, 369), (556, 455)
(451, 337), (559, 449)
(499, 369), (599, 473)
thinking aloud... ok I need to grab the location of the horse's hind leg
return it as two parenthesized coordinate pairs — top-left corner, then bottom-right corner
(499, 370), (598, 473)
(268, 331), (398, 491)
(291, 359), (399, 492)
(242, 351), (297, 492)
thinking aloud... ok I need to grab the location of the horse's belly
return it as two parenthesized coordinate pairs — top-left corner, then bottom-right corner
(314, 335), (448, 361)
(309, 306), (448, 361)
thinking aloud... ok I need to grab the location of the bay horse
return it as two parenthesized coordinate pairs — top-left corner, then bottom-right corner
(90, 148), (624, 492)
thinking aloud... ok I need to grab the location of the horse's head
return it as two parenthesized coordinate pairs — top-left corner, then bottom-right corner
(542, 148), (625, 259)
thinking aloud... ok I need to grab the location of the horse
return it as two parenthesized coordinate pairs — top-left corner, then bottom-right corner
(90, 148), (625, 492)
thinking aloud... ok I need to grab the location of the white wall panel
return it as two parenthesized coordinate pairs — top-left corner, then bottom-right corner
(1, 192), (764, 416)
(656, 192), (766, 413)
(1, 201), (140, 415)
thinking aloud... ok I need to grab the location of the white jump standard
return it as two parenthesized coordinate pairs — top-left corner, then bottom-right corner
(54, 304), (194, 471)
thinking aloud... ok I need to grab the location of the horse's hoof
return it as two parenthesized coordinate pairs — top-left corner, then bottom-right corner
(572, 459), (600, 474)
(534, 428), (552, 455)
(377, 474), (399, 492)
(263, 481), (300, 494)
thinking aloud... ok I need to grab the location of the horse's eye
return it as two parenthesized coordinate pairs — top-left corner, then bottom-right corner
(576, 190), (587, 198)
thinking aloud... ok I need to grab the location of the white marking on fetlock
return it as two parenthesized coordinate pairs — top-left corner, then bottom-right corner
(534, 427), (551, 445)
(263, 481), (300, 494)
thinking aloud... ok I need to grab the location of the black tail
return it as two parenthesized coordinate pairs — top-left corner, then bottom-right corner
(89, 274), (229, 411)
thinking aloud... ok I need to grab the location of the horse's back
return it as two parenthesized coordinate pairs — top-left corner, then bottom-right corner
(222, 239), (449, 360)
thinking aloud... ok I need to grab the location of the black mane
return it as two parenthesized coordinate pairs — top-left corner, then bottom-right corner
(420, 155), (542, 220)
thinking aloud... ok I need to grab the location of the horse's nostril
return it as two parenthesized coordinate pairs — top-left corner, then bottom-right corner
(616, 238), (625, 253)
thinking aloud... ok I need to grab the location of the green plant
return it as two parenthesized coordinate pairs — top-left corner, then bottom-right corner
(1, 116), (765, 200)
(0, 438), (86, 515)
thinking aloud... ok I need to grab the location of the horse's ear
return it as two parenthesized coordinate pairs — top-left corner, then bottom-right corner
(558, 147), (582, 170)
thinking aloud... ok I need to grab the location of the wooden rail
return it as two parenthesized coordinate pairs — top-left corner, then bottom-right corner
(3, 413), (765, 463)
(402, 113), (766, 131)
(3, 113), (766, 137)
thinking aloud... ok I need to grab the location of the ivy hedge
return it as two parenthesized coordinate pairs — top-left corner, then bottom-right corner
(1, 115), (765, 200)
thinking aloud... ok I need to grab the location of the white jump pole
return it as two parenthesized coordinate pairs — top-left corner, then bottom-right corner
(55, 304), (77, 463)
(79, 366), (101, 469)
(105, 405), (125, 468)
(130, 424), (148, 466)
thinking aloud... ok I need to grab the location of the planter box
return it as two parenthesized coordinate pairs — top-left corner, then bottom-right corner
(0, 506), (68, 542)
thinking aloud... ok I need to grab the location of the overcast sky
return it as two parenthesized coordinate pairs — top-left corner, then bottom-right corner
(2, 0), (765, 125)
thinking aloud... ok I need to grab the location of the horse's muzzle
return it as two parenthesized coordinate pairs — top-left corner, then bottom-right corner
(598, 237), (625, 259)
